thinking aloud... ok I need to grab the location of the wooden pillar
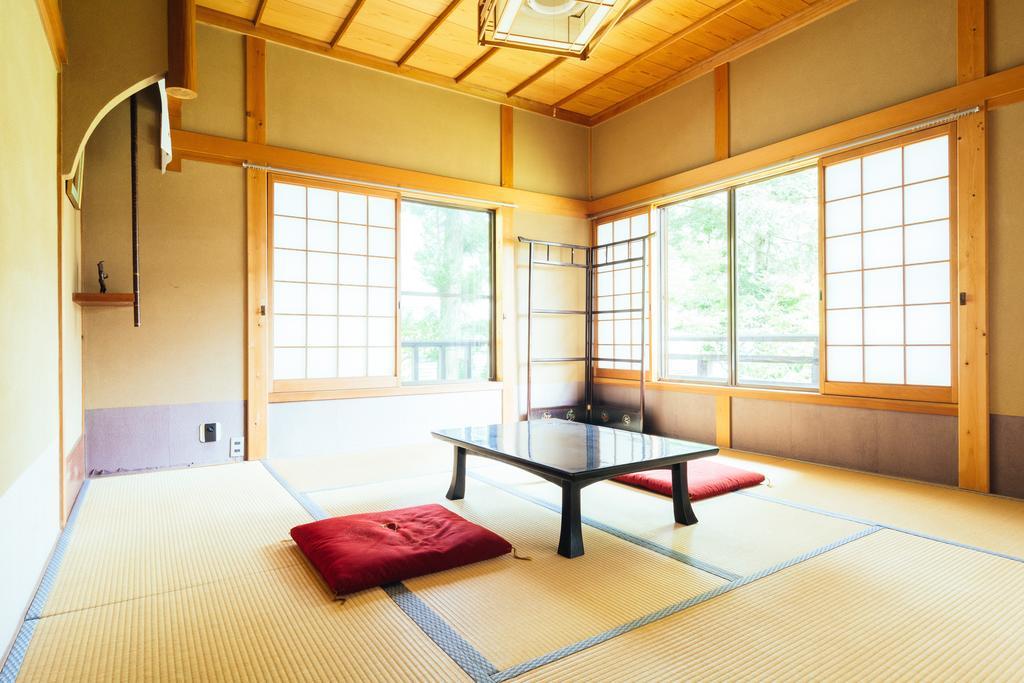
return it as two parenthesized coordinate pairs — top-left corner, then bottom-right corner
(714, 63), (730, 161)
(167, 0), (198, 99)
(497, 207), (518, 422)
(715, 395), (731, 449)
(245, 36), (269, 460)
(500, 105), (514, 188)
(955, 0), (988, 492)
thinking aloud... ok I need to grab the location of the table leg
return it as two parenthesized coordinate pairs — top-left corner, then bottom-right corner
(672, 462), (699, 525)
(446, 446), (466, 500)
(558, 482), (584, 558)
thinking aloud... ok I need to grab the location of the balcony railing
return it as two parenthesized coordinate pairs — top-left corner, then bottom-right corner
(665, 334), (819, 387)
(402, 340), (490, 383)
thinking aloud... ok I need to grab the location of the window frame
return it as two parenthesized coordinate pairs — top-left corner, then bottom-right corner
(818, 124), (958, 404)
(398, 198), (498, 386)
(591, 206), (654, 382)
(657, 165), (822, 391)
(268, 173), (499, 396)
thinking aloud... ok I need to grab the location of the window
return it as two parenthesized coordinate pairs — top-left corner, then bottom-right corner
(660, 167), (820, 388)
(593, 210), (650, 375)
(821, 127), (955, 401)
(400, 201), (494, 384)
(270, 177), (398, 389)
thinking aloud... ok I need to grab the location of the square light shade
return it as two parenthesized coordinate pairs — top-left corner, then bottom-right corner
(479, 0), (622, 59)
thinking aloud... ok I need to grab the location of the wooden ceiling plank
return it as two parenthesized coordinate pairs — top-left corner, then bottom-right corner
(196, 6), (590, 124)
(455, 47), (498, 83)
(330, 0), (366, 47)
(507, 57), (566, 97)
(253, 0), (270, 25)
(397, 0), (462, 67)
(590, 0), (858, 124)
(554, 0), (748, 108)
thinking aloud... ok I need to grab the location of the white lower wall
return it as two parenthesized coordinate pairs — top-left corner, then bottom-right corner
(0, 443), (60, 663)
(268, 389), (503, 459)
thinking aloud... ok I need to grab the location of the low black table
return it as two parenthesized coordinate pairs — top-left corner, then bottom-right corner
(431, 420), (719, 558)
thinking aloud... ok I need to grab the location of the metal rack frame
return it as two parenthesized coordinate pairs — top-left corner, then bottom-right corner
(520, 233), (651, 432)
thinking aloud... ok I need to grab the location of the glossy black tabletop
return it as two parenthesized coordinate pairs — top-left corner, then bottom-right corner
(432, 420), (717, 478)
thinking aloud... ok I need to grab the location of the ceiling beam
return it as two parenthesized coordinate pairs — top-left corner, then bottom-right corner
(589, 0), (859, 125)
(455, 47), (498, 83)
(252, 0), (269, 26)
(397, 0), (462, 68)
(196, 7), (590, 125)
(507, 57), (566, 97)
(330, 0), (366, 48)
(555, 0), (748, 108)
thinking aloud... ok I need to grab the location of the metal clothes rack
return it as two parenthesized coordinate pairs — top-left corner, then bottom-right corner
(519, 233), (651, 433)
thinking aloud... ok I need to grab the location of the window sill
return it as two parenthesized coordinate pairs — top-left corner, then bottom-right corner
(269, 381), (503, 404)
(594, 377), (957, 416)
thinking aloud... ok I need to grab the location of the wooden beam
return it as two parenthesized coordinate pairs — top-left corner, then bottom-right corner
(253, 0), (269, 26)
(957, 0), (986, 83)
(196, 7), (591, 125)
(397, 0), (461, 68)
(587, 62), (1024, 215)
(455, 48), (498, 84)
(330, 0), (366, 48)
(555, 0), (747, 108)
(500, 105), (514, 188)
(715, 395), (732, 449)
(167, 0), (198, 99)
(956, 0), (988, 492)
(590, 0), (858, 125)
(171, 129), (591, 217)
(714, 63), (730, 161)
(246, 37), (267, 144)
(246, 168), (269, 460)
(507, 57), (565, 97)
(34, 0), (67, 69)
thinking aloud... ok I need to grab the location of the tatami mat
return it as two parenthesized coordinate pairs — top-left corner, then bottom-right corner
(312, 474), (725, 669)
(472, 460), (866, 576)
(18, 558), (470, 682)
(268, 442), (453, 493)
(517, 529), (1024, 681)
(722, 449), (1024, 558)
(38, 462), (310, 617)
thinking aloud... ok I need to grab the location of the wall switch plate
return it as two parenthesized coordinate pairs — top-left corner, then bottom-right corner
(200, 422), (221, 443)
(230, 437), (244, 458)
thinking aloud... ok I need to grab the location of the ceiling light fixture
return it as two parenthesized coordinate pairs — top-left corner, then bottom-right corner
(478, 0), (622, 59)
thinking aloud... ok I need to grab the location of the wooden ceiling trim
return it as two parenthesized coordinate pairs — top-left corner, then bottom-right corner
(253, 0), (269, 26)
(196, 6), (590, 124)
(554, 0), (749, 108)
(396, 0), (462, 67)
(589, 0), (859, 125)
(330, 0), (366, 48)
(455, 47), (498, 83)
(507, 57), (566, 97)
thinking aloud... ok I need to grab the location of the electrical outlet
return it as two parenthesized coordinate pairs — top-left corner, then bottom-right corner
(230, 437), (244, 458)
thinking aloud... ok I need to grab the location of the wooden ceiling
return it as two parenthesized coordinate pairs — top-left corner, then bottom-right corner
(196, 0), (854, 126)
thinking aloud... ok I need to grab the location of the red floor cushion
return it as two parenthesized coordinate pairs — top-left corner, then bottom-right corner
(291, 503), (511, 596)
(614, 459), (765, 501)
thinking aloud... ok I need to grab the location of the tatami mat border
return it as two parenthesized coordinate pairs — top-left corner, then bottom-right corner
(490, 525), (883, 682)
(262, 461), (499, 681)
(468, 471), (742, 581)
(0, 480), (92, 682)
(737, 490), (1024, 565)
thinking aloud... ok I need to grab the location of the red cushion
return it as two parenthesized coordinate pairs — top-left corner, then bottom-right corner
(291, 504), (511, 596)
(613, 459), (764, 501)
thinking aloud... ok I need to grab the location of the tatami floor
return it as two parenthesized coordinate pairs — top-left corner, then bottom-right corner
(6, 443), (1024, 681)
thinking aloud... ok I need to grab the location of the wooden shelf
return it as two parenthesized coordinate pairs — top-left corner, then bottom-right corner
(72, 293), (135, 307)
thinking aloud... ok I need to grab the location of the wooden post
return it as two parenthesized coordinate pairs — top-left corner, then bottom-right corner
(956, 0), (988, 492)
(246, 37), (267, 144)
(500, 105), (514, 188)
(714, 63), (730, 161)
(167, 0), (198, 99)
(715, 395), (731, 449)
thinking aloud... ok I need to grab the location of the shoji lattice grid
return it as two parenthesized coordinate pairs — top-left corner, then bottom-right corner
(823, 133), (953, 389)
(594, 213), (649, 371)
(271, 179), (397, 382)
